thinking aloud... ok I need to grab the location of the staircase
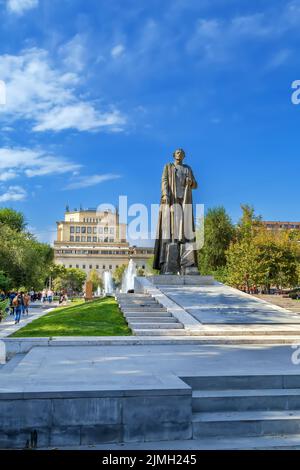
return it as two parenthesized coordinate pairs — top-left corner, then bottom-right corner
(182, 374), (300, 447)
(116, 293), (185, 336)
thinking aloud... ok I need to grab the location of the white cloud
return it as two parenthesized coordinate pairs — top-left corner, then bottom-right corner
(7, 0), (38, 15)
(187, 2), (300, 64)
(0, 170), (18, 182)
(58, 34), (87, 72)
(33, 103), (125, 132)
(0, 186), (26, 202)
(0, 147), (81, 179)
(0, 47), (126, 133)
(111, 44), (125, 58)
(64, 174), (121, 190)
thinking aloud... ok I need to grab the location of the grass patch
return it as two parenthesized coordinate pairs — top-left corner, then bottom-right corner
(11, 297), (132, 337)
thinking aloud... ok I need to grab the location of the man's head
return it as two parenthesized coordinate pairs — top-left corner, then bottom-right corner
(173, 148), (185, 164)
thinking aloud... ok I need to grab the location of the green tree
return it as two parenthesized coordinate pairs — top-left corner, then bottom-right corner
(0, 223), (54, 290)
(0, 271), (12, 292)
(146, 256), (159, 275)
(113, 264), (127, 285)
(53, 268), (86, 294)
(0, 208), (26, 232)
(87, 269), (103, 291)
(198, 207), (235, 275)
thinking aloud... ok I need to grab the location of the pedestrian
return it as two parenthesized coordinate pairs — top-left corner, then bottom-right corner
(41, 289), (47, 303)
(47, 288), (54, 303)
(13, 293), (22, 324)
(23, 293), (30, 315)
(9, 291), (16, 316)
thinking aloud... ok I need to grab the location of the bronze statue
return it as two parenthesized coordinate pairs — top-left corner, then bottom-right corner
(153, 148), (199, 275)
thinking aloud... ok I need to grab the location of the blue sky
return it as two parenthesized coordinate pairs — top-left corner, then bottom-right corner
(0, 0), (300, 244)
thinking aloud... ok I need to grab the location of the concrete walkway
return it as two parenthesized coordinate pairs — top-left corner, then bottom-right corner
(1, 343), (300, 395)
(0, 302), (57, 339)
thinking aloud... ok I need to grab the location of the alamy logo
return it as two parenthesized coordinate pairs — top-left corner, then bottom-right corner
(291, 80), (300, 105)
(0, 80), (6, 105)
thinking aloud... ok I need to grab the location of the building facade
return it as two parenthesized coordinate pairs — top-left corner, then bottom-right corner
(54, 208), (153, 275)
(262, 221), (300, 231)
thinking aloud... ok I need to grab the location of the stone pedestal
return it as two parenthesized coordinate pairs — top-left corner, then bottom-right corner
(146, 275), (215, 286)
(85, 280), (93, 301)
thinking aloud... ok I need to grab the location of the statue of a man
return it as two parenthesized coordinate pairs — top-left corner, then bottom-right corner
(153, 148), (199, 275)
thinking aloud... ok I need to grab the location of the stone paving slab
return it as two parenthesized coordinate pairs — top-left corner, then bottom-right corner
(159, 284), (300, 324)
(2, 344), (300, 397)
(0, 303), (56, 339)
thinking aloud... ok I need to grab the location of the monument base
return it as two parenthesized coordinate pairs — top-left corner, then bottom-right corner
(146, 275), (215, 286)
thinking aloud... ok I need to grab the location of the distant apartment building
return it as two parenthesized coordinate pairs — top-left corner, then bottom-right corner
(54, 207), (153, 275)
(262, 221), (300, 231)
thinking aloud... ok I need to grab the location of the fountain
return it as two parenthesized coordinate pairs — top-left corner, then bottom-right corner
(103, 271), (114, 296)
(96, 285), (101, 297)
(121, 259), (137, 293)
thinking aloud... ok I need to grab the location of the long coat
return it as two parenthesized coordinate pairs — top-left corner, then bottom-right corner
(153, 162), (198, 271)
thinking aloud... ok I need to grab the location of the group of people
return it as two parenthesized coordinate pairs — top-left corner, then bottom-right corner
(7, 292), (30, 324)
(28, 289), (54, 303)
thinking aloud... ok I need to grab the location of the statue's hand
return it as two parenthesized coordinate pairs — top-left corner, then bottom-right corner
(186, 177), (193, 187)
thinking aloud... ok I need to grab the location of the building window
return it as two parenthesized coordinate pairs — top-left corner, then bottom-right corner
(142, 265), (145, 269)
(110, 227), (114, 234)
(104, 227), (108, 234)
(81, 226), (86, 233)
(75, 236), (80, 242)
(70, 226), (75, 233)
(93, 236), (97, 242)
(76, 264), (79, 268)
(82, 264), (86, 269)
(89, 265), (92, 269)
(69, 265), (72, 268)
(87, 227), (92, 234)
(81, 236), (86, 242)
(93, 227), (97, 234)
(103, 265), (106, 269)
(96, 265), (99, 269)
(109, 238), (114, 242)
(76, 226), (80, 233)
(109, 265), (112, 270)
(98, 227), (103, 234)
(70, 235), (74, 242)
(99, 237), (104, 242)
(87, 236), (91, 242)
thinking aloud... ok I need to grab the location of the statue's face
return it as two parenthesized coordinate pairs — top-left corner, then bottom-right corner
(174, 149), (185, 163)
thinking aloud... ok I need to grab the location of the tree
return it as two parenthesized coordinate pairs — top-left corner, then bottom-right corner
(52, 268), (86, 294)
(87, 269), (103, 292)
(146, 256), (159, 275)
(113, 264), (127, 285)
(225, 237), (264, 292)
(0, 271), (12, 292)
(0, 223), (54, 290)
(0, 208), (26, 232)
(198, 207), (235, 275)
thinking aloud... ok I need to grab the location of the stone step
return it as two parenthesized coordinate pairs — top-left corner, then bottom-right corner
(196, 328), (300, 336)
(129, 322), (183, 329)
(192, 388), (300, 412)
(125, 317), (178, 323)
(133, 329), (187, 336)
(122, 307), (168, 312)
(122, 311), (173, 317)
(177, 335), (300, 344)
(182, 374), (300, 390)
(192, 409), (300, 438)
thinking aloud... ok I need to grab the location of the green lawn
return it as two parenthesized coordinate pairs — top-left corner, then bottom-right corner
(11, 297), (132, 337)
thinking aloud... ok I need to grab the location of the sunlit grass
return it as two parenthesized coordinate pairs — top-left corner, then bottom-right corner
(11, 297), (132, 337)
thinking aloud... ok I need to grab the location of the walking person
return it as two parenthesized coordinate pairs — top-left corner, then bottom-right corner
(23, 293), (30, 315)
(13, 293), (22, 324)
(9, 291), (16, 316)
(41, 289), (47, 303)
(47, 288), (54, 304)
